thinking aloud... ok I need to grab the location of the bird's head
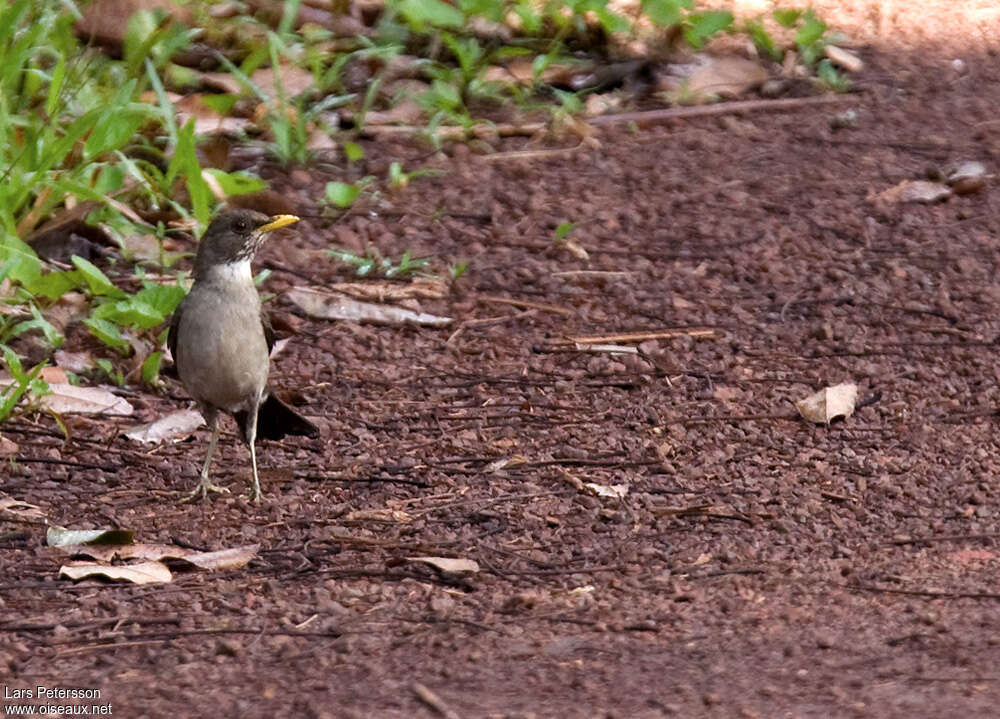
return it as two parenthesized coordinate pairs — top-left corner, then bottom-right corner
(194, 210), (299, 278)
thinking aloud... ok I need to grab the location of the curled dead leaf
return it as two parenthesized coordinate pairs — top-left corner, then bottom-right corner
(585, 483), (629, 499)
(59, 561), (172, 585)
(53, 542), (259, 571)
(824, 45), (864, 73)
(46, 526), (134, 547)
(0, 493), (45, 521)
(796, 382), (858, 424)
(407, 556), (480, 575)
(124, 409), (206, 444)
(330, 279), (448, 302)
(945, 161), (988, 195)
(286, 286), (452, 326)
(874, 180), (951, 205)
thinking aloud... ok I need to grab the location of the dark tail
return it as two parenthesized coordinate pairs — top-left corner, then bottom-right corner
(237, 394), (320, 443)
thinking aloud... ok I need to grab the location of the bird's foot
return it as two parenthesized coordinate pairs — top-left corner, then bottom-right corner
(181, 479), (231, 503)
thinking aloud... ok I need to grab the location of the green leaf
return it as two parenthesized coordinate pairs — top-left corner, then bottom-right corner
(325, 181), (361, 208)
(641, 0), (691, 27)
(343, 141), (364, 162)
(133, 283), (186, 317)
(28, 270), (83, 300)
(513, 1), (541, 34)
(92, 298), (164, 329)
(773, 8), (803, 28)
(429, 78), (461, 110)
(83, 80), (152, 162)
(395, 0), (466, 30)
(0, 235), (42, 288)
(457, 0), (503, 21)
(816, 59), (850, 91)
(593, 8), (630, 34)
(554, 222), (575, 242)
(683, 10), (733, 49)
(389, 161), (405, 187)
(167, 120), (213, 226)
(796, 10), (828, 50)
(141, 351), (163, 385)
(83, 318), (130, 352)
(0, 345), (47, 422)
(11, 305), (63, 348)
(203, 169), (268, 197)
(200, 93), (239, 116)
(71, 257), (123, 297)
(745, 19), (781, 61)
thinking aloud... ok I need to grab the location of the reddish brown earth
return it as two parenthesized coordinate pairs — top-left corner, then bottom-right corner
(5, 4), (1000, 718)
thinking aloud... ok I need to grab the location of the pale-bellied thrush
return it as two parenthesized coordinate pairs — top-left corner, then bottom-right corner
(168, 210), (319, 502)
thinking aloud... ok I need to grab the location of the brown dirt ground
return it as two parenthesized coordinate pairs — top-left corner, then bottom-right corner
(6, 2), (1000, 717)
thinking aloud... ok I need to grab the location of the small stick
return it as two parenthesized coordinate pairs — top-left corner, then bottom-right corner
(587, 94), (857, 126)
(362, 95), (857, 140)
(479, 295), (576, 316)
(553, 270), (634, 279)
(481, 145), (587, 162)
(574, 343), (638, 354)
(565, 328), (717, 345)
(412, 683), (461, 719)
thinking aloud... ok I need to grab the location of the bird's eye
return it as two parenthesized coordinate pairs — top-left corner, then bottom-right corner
(233, 219), (247, 232)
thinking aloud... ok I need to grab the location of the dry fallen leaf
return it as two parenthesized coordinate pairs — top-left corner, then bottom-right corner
(0, 381), (136, 416)
(948, 548), (997, 565)
(330, 279), (449, 302)
(285, 286), (453, 326)
(824, 45), (864, 73)
(344, 509), (414, 523)
(407, 556), (480, 575)
(0, 493), (46, 521)
(686, 56), (768, 99)
(0, 435), (18, 457)
(124, 409), (206, 444)
(874, 180), (951, 205)
(46, 526), (135, 547)
(945, 160), (988, 195)
(176, 545), (260, 571)
(585, 483), (629, 499)
(53, 542), (259, 571)
(796, 382), (859, 424)
(53, 349), (95, 373)
(59, 560), (172, 585)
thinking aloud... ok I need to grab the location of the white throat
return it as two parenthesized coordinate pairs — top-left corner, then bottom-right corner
(209, 259), (253, 284)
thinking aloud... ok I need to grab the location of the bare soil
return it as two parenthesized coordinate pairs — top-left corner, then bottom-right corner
(5, 3), (1000, 717)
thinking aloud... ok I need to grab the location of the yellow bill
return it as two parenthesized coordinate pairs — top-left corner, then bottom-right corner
(259, 214), (299, 233)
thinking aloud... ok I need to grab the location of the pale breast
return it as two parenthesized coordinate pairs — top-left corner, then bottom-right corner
(175, 283), (270, 412)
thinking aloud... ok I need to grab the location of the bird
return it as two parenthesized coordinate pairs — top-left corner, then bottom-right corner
(167, 209), (319, 502)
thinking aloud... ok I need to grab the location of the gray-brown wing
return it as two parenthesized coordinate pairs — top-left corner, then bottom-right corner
(261, 310), (275, 354)
(166, 296), (187, 362)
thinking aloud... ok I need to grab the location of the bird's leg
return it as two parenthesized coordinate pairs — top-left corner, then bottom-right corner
(246, 400), (262, 503)
(182, 411), (231, 502)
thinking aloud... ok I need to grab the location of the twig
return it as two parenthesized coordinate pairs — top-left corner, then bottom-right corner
(588, 94), (857, 126)
(293, 471), (429, 487)
(481, 145), (587, 162)
(560, 328), (717, 345)
(553, 270), (634, 279)
(361, 95), (857, 141)
(412, 682), (461, 719)
(573, 343), (638, 354)
(478, 295), (576, 316)
(410, 490), (572, 518)
(852, 583), (1000, 601)
(883, 533), (1000, 547)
